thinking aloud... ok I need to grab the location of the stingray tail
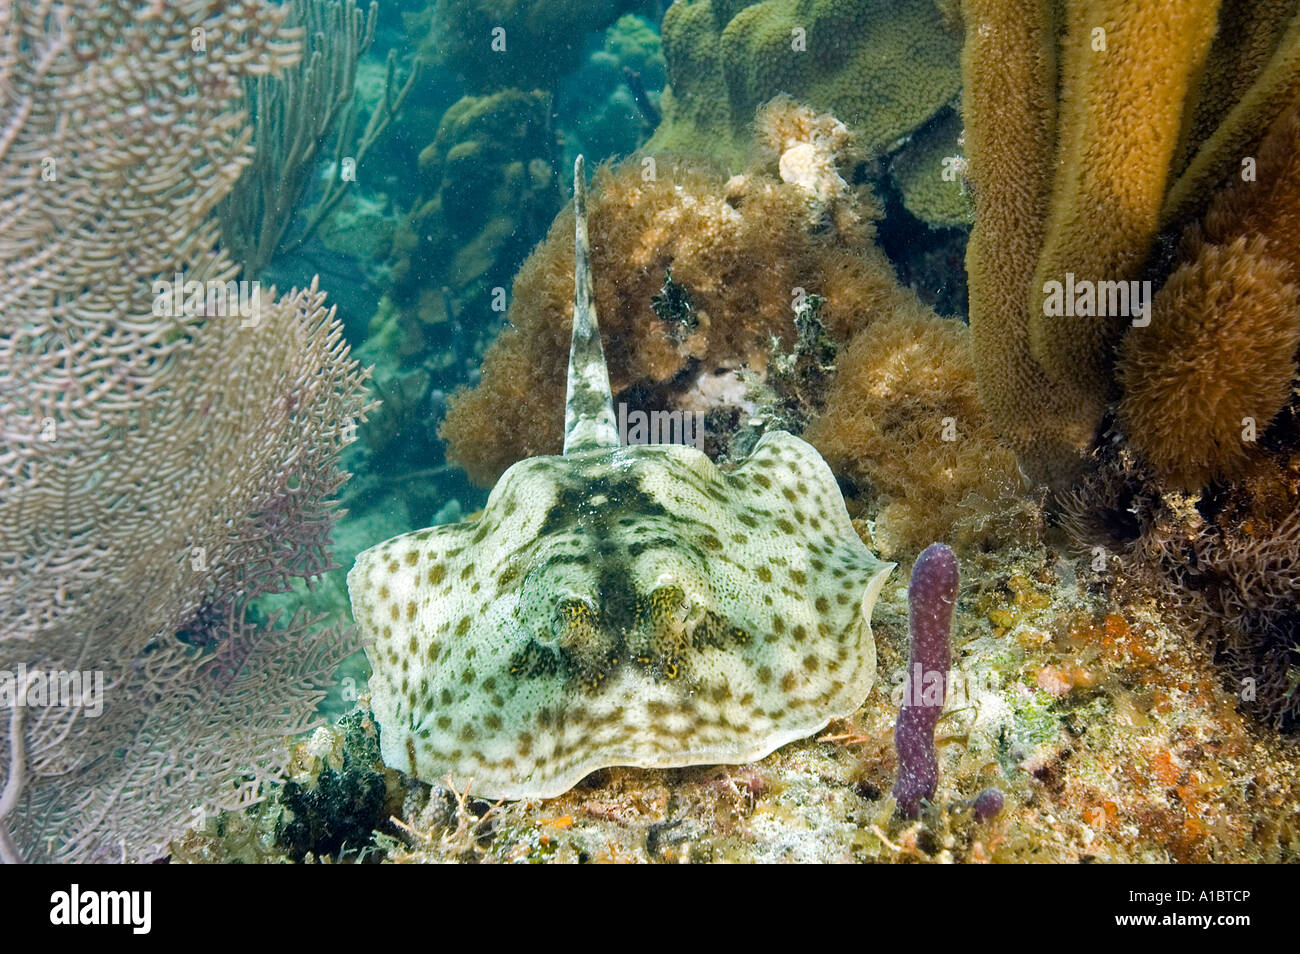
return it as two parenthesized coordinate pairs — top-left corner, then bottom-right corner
(563, 155), (619, 454)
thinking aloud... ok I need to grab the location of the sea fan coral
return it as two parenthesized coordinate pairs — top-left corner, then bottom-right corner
(0, 0), (370, 862)
(1117, 237), (1300, 489)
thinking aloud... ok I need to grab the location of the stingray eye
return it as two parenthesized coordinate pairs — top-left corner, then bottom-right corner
(680, 594), (706, 626)
(551, 597), (599, 643)
(645, 585), (690, 626)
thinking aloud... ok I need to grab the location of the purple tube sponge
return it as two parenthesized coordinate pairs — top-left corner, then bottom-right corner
(893, 543), (959, 818)
(972, 787), (1004, 822)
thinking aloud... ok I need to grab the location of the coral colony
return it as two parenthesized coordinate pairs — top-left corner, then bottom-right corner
(0, 0), (366, 863)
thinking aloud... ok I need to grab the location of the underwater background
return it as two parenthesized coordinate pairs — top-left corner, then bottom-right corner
(2, 0), (1300, 864)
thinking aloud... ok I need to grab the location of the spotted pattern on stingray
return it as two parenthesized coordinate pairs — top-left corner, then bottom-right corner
(347, 157), (894, 800)
(349, 434), (893, 798)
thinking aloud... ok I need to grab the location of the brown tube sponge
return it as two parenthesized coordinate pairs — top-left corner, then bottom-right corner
(962, 0), (1300, 488)
(1028, 0), (1220, 401)
(1117, 237), (1300, 489)
(962, 0), (1099, 486)
(1162, 5), (1300, 227)
(1198, 101), (1300, 278)
(1171, 0), (1299, 175)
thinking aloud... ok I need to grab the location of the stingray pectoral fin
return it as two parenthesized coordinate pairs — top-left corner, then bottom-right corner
(853, 557), (896, 702)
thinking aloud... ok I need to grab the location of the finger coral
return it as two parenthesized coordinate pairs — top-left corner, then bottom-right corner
(1117, 237), (1300, 489)
(648, 0), (962, 169)
(440, 116), (915, 485)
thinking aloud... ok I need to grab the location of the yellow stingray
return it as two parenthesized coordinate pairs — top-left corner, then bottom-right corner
(348, 158), (894, 799)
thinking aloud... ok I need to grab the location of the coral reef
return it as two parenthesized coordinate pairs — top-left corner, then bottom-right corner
(888, 108), (973, 228)
(647, 0), (962, 168)
(440, 136), (902, 483)
(419, 0), (641, 92)
(893, 544), (959, 818)
(412, 89), (560, 299)
(803, 309), (1021, 557)
(1026, 0), (1220, 402)
(961, 0), (1300, 484)
(275, 712), (393, 861)
(171, 710), (403, 863)
(1117, 237), (1300, 489)
(556, 14), (666, 168)
(150, 1), (1300, 867)
(1114, 100), (1300, 490)
(217, 0), (419, 278)
(1064, 383), (1300, 730)
(1056, 91), (1300, 733)
(379, 88), (560, 373)
(0, 0), (370, 862)
(726, 291), (840, 454)
(442, 99), (1018, 555)
(196, 534), (1300, 863)
(352, 161), (895, 798)
(961, 0), (1098, 485)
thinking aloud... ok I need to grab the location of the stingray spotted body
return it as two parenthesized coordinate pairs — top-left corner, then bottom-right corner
(348, 157), (894, 799)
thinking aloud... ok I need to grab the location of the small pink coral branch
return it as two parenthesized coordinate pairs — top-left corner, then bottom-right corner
(893, 543), (959, 819)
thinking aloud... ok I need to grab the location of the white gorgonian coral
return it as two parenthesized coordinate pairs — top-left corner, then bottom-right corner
(0, 0), (371, 862)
